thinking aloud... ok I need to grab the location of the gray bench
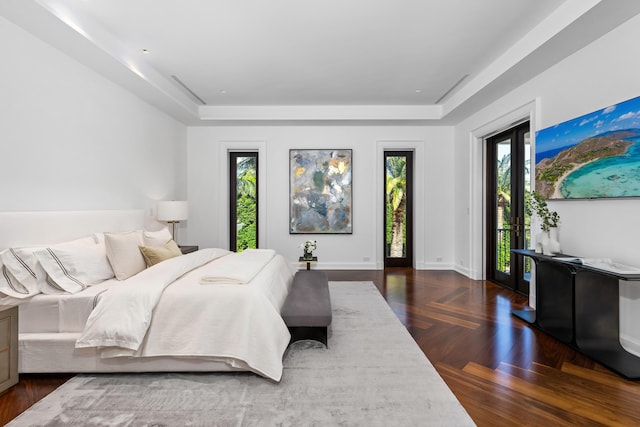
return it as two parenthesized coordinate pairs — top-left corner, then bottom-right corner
(281, 270), (332, 347)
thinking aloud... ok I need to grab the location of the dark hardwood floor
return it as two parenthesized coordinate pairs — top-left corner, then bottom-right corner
(3, 269), (640, 426)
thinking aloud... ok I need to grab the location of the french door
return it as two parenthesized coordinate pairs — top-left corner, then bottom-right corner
(384, 151), (413, 267)
(486, 122), (531, 295)
(229, 152), (258, 252)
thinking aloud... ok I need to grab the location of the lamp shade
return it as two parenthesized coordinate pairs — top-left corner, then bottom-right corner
(157, 201), (188, 222)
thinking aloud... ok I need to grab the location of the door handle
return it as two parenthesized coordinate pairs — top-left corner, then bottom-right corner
(514, 217), (521, 238)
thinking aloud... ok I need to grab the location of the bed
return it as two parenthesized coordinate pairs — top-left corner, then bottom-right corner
(0, 210), (294, 381)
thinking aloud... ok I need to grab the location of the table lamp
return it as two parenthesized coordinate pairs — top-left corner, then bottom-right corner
(157, 201), (188, 244)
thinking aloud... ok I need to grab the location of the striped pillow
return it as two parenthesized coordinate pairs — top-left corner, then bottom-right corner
(34, 237), (114, 294)
(0, 247), (45, 298)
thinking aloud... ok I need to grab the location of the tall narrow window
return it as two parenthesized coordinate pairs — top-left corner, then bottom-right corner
(229, 152), (258, 252)
(384, 151), (413, 267)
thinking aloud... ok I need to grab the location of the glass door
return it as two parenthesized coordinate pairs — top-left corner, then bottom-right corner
(384, 151), (413, 268)
(229, 152), (258, 252)
(486, 122), (531, 295)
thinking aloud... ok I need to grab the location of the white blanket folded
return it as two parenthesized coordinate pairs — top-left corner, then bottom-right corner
(199, 248), (276, 284)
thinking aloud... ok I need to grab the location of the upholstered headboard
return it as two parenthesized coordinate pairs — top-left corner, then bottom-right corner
(0, 210), (147, 250)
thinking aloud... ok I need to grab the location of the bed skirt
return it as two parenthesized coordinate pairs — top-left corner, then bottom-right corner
(19, 332), (242, 373)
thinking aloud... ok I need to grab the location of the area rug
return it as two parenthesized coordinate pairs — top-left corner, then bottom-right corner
(9, 281), (475, 426)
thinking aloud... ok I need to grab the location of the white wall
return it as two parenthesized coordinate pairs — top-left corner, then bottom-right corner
(454, 13), (640, 353)
(0, 16), (187, 217)
(186, 125), (454, 269)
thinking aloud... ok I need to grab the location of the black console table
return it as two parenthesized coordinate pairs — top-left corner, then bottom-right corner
(512, 249), (640, 379)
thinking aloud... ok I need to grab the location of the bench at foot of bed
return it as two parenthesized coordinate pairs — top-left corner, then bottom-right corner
(281, 270), (332, 347)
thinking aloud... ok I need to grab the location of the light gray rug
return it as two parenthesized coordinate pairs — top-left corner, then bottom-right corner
(10, 281), (475, 426)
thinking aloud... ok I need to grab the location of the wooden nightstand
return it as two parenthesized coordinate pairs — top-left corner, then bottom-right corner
(179, 245), (199, 254)
(0, 305), (18, 394)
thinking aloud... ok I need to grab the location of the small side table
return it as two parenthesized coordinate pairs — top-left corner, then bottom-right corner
(298, 256), (318, 270)
(179, 245), (199, 254)
(0, 305), (18, 395)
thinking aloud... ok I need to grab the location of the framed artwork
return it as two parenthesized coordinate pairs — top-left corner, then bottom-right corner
(289, 149), (352, 234)
(535, 95), (640, 199)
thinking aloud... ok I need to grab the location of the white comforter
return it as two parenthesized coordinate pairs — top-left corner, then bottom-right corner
(76, 248), (294, 381)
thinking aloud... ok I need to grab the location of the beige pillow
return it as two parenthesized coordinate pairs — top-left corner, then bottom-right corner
(104, 231), (146, 280)
(143, 227), (172, 247)
(139, 240), (182, 267)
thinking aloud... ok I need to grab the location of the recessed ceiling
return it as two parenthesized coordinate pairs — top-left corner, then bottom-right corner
(68, 0), (560, 106)
(2, 0), (640, 124)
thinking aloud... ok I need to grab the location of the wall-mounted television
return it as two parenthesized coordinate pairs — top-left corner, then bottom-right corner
(535, 95), (640, 199)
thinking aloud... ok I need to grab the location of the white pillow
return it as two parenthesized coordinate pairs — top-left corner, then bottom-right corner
(143, 227), (172, 247)
(104, 231), (147, 280)
(94, 230), (143, 245)
(34, 236), (114, 294)
(0, 247), (45, 298)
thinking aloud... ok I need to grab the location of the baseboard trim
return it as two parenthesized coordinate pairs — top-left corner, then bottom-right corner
(417, 262), (454, 270)
(288, 261), (475, 278)
(453, 264), (472, 277)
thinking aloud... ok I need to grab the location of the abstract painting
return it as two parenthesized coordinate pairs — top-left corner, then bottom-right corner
(535, 95), (640, 199)
(290, 149), (352, 234)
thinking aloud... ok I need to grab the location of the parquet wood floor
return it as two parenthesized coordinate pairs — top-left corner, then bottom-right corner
(2, 268), (639, 426)
(326, 269), (640, 426)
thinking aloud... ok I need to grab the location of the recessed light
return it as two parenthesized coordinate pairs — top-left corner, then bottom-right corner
(141, 48), (149, 54)
(415, 89), (422, 93)
(220, 90), (227, 94)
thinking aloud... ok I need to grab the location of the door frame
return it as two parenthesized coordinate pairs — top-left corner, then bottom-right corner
(468, 99), (538, 283)
(217, 141), (267, 250)
(375, 141), (423, 269)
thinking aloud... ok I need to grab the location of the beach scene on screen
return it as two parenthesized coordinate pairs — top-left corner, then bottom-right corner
(535, 95), (640, 199)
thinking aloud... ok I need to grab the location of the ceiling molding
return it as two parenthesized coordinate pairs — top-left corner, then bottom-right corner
(198, 105), (443, 122)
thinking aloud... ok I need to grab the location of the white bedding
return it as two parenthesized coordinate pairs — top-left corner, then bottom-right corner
(76, 248), (233, 350)
(17, 279), (118, 333)
(132, 250), (292, 380)
(75, 248), (293, 381)
(1, 211), (293, 380)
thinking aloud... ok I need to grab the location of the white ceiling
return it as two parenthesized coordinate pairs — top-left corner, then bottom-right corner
(3, 0), (640, 125)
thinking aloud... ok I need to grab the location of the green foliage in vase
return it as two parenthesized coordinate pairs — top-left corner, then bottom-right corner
(525, 191), (559, 232)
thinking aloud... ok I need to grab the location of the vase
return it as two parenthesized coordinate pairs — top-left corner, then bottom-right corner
(541, 227), (560, 256)
(534, 231), (544, 253)
(303, 252), (313, 260)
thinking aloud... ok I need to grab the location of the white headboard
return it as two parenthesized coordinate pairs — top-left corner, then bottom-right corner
(0, 210), (147, 249)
